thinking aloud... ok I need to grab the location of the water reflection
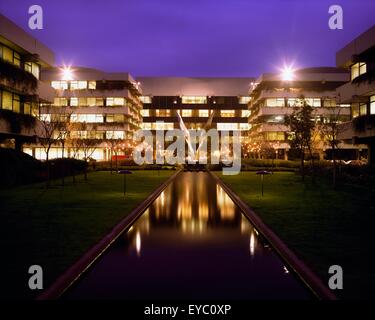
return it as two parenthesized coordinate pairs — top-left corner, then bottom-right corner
(65, 172), (311, 300)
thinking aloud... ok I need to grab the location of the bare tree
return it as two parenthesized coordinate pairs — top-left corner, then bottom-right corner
(318, 109), (344, 189)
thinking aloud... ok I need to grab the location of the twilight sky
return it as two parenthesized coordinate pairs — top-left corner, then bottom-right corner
(0, 0), (374, 77)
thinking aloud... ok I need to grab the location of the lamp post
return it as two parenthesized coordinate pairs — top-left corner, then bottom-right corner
(118, 170), (132, 197)
(256, 170), (271, 197)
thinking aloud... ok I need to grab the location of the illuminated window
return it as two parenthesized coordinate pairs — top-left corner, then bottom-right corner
(156, 109), (171, 117)
(31, 63), (40, 79)
(40, 114), (51, 122)
(141, 109), (150, 117)
(287, 98), (303, 107)
(106, 114), (124, 122)
(182, 96), (207, 104)
(106, 97), (125, 106)
(239, 123), (250, 130)
(266, 98), (285, 107)
(13, 94), (20, 113)
(323, 99), (336, 107)
(70, 97), (78, 107)
(87, 97), (104, 107)
(2, 46), (13, 63)
(70, 81), (87, 90)
(265, 132), (285, 141)
(241, 110), (250, 117)
(140, 96), (152, 103)
(199, 109), (209, 117)
(71, 114), (103, 123)
(152, 122), (174, 130)
(371, 96), (375, 115)
(51, 81), (68, 90)
(13, 52), (21, 67)
(238, 96), (251, 104)
(351, 62), (367, 80)
(181, 109), (192, 117)
(88, 81), (96, 89)
(1, 91), (13, 110)
(217, 123), (239, 130)
(221, 110), (235, 117)
(24, 102), (31, 115)
(360, 103), (367, 116)
(106, 131), (124, 139)
(305, 98), (321, 107)
(142, 123), (152, 130)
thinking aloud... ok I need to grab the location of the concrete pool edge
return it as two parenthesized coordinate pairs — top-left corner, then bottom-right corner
(209, 171), (337, 301)
(37, 169), (182, 300)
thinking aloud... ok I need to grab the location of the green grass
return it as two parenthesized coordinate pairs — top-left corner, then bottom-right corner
(0, 170), (173, 300)
(217, 171), (375, 299)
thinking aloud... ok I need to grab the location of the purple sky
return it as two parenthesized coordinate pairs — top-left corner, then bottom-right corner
(1, 0), (374, 77)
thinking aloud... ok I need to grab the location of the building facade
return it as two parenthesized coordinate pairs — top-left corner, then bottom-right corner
(247, 67), (359, 160)
(138, 76), (253, 136)
(0, 14), (55, 150)
(336, 25), (375, 164)
(24, 67), (142, 161)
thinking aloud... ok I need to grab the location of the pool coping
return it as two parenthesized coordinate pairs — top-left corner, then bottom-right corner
(37, 169), (181, 300)
(209, 171), (337, 301)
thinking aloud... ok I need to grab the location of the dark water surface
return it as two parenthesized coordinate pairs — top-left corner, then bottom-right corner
(64, 172), (311, 300)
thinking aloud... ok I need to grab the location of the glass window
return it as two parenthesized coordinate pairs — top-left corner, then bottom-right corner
(351, 62), (367, 80)
(239, 123), (249, 130)
(31, 63), (40, 79)
(238, 96), (251, 104)
(53, 98), (68, 106)
(78, 97), (87, 106)
(142, 123), (152, 130)
(3, 46), (13, 63)
(182, 96), (207, 104)
(88, 81), (96, 89)
(24, 62), (32, 73)
(221, 110), (235, 117)
(51, 81), (68, 90)
(13, 52), (21, 67)
(371, 95), (375, 115)
(140, 96), (152, 104)
(141, 109), (150, 117)
(199, 109), (209, 117)
(265, 132), (285, 141)
(152, 122), (174, 130)
(13, 94), (20, 113)
(106, 97), (125, 106)
(287, 98), (303, 107)
(155, 109), (171, 117)
(181, 109), (192, 117)
(266, 98), (285, 107)
(217, 123), (239, 130)
(305, 98), (321, 107)
(241, 110), (250, 117)
(24, 102), (31, 115)
(70, 81), (87, 90)
(351, 103), (359, 118)
(106, 131), (124, 139)
(2, 91), (13, 110)
(323, 99), (336, 107)
(70, 97), (78, 107)
(360, 103), (367, 116)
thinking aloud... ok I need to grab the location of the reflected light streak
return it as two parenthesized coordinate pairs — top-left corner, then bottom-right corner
(135, 231), (141, 257)
(250, 232), (255, 256)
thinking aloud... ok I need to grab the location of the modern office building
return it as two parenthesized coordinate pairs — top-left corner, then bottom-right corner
(138, 76), (253, 136)
(0, 14), (55, 150)
(336, 25), (375, 164)
(247, 67), (360, 160)
(24, 67), (143, 161)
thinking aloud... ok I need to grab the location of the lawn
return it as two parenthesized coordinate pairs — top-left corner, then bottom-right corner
(0, 170), (174, 300)
(216, 171), (375, 299)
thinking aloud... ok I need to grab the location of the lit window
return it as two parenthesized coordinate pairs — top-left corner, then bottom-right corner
(53, 98), (68, 106)
(86, 97), (104, 107)
(106, 131), (124, 139)
(51, 81), (68, 90)
(88, 81), (96, 89)
(351, 62), (367, 80)
(13, 52), (21, 67)
(1, 91), (13, 110)
(239, 123), (249, 130)
(351, 103), (360, 118)
(141, 109), (150, 117)
(182, 96), (207, 104)
(287, 98), (303, 107)
(221, 110), (235, 117)
(70, 81), (87, 90)
(70, 97), (78, 107)
(266, 98), (285, 107)
(31, 63), (40, 79)
(152, 122), (174, 130)
(217, 123), (239, 130)
(3, 46), (13, 63)
(140, 96), (152, 104)
(360, 103), (367, 116)
(13, 94), (20, 113)
(142, 123), (152, 130)
(106, 97), (125, 106)
(265, 132), (285, 141)
(241, 110), (250, 117)
(199, 109), (209, 117)
(305, 98), (321, 107)
(181, 109), (192, 117)
(371, 96), (375, 115)
(40, 114), (51, 122)
(156, 109), (171, 117)
(24, 102), (31, 115)
(323, 99), (336, 107)
(238, 96), (251, 104)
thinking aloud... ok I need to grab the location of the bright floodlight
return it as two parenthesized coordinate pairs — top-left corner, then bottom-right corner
(61, 66), (74, 80)
(281, 65), (295, 81)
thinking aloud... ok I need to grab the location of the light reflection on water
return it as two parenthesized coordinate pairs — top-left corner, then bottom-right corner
(65, 172), (311, 300)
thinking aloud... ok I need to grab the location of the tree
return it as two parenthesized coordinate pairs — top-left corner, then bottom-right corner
(318, 109), (345, 188)
(285, 98), (316, 181)
(35, 109), (65, 187)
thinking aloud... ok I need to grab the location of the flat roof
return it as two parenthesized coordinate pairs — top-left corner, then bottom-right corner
(0, 14), (55, 66)
(137, 77), (255, 96)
